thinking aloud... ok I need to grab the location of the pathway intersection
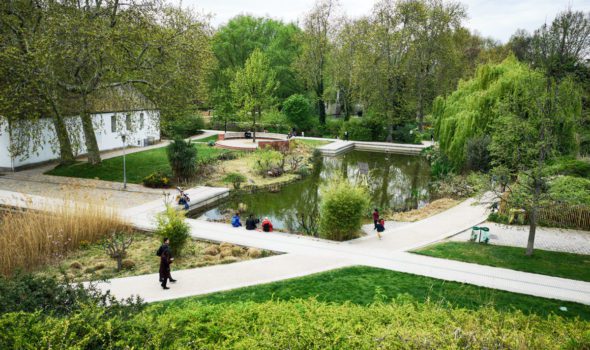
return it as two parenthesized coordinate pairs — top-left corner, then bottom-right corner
(2, 188), (589, 305)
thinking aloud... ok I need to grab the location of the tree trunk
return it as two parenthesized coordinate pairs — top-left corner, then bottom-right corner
(526, 206), (537, 256)
(318, 98), (326, 125)
(51, 113), (75, 164)
(386, 123), (393, 143)
(80, 95), (101, 165)
(417, 93), (424, 131)
(116, 256), (123, 271)
(252, 108), (257, 143)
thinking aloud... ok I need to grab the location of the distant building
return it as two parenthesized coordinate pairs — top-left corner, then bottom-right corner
(0, 87), (160, 171)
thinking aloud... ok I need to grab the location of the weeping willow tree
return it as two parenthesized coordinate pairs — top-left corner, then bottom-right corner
(433, 56), (580, 170)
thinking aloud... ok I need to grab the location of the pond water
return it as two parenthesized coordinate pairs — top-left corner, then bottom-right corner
(194, 150), (431, 231)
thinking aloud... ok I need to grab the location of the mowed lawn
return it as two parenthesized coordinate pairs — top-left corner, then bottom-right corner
(46, 144), (227, 183)
(415, 242), (590, 282)
(163, 266), (590, 320)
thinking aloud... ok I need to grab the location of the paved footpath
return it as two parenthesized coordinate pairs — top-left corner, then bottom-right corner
(2, 185), (590, 305)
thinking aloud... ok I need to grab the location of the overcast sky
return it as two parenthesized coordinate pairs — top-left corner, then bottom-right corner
(177, 0), (590, 43)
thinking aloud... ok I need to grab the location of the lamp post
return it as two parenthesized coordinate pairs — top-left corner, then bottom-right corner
(121, 132), (127, 190)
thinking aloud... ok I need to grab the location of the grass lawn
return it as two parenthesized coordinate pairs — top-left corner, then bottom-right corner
(415, 242), (590, 282)
(192, 134), (219, 143)
(46, 144), (227, 183)
(295, 138), (332, 147)
(163, 265), (590, 320)
(35, 233), (271, 282)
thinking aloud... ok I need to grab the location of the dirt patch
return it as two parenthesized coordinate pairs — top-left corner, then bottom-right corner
(386, 198), (460, 222)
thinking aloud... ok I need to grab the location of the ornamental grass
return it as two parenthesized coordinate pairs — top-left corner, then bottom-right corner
(0, 201), (129, 276)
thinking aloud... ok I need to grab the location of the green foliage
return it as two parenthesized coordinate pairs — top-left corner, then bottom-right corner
(223, 172), (247, 189)
(142, 171), (172, 188)
(434, 57), (581, 170)
(155, 206), (191, 257)
(2, 292), (589, 348)
(465, 135), (492, 172)
(253, 149), (284, 176)
(422, 146), (453, 179)
(549, 176), (590, 206)
(318, 180), (370, 241)
(282, 94), (314, 131)
(210, 15), (302, 101)
(0, 273), (143, 316)
(260, 109), (292, 133)
(340, 115), (388, 141)
(166, 138), (197, 182)
(546, 157), (590, 178)
(163, 115), (205, 138)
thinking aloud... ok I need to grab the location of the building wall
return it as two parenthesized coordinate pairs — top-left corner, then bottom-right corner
(0, 110), (160, 170)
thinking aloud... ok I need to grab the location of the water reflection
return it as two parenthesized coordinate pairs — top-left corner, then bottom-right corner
(197, 151), (430, 231)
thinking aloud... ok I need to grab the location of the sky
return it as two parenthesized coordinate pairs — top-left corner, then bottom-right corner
(177, 0), (590, 43)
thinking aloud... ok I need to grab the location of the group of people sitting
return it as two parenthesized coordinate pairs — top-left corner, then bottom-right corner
(231, 213), (274, 232)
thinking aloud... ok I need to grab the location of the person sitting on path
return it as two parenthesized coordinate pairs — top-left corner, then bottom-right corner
(372, 208), (380, 230)
(261, 217), (274, 232)
(176, 187), (190, 210)
(231, 213), (242, 227)
(158, 238), (176, 290)
(375, 218), (385, 240)
(245, 214), (260, 230)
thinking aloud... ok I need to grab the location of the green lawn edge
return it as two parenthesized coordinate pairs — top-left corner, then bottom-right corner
(414, 241), (590, 282)
(158, 265), (590, 320)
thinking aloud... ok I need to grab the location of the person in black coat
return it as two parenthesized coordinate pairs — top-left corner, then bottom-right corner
(158, 238), (176, 289)
(245, 214), (260, 230)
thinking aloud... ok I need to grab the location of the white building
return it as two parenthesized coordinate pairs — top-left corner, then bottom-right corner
(0, 109), (160, 171)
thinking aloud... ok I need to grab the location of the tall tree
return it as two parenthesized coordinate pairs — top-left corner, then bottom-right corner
(406, 0), (465, 130)
(0, 0), (76, 164)
(297, 0), (336, 125)
(209, 15), (301, 107)
(230, 49), (278, 142)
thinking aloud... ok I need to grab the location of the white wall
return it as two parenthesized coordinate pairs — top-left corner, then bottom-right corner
(0, 110), (160, 170)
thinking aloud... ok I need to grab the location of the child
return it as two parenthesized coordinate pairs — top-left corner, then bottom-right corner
(376, 218), (385, 240)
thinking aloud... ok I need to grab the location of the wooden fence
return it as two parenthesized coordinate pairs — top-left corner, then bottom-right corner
(500, 203), (590, 231)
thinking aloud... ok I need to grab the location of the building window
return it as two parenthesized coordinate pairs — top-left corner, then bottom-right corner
(140, 112), (144, 130)
(111, 115), (117, 133)
(126, 113), (133, 132)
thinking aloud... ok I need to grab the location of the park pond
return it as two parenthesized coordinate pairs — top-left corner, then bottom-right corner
(192, 150), (431, 232)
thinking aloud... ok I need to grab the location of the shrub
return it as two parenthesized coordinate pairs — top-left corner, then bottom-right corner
(223, 172), (247, 189)
(391, 122), (417, 143)
(165, 114), (205, 138)
(318, 180), (370, 241)
(283, 94), (314, 131)
(253, 149), (284, 177)
(142, 171), (172, 188)
(0, 273), (144, 316)
(167, 138), (197, 183)
(422, 146), (453, 179)
(1, 299), (587, 349)
(465, 135), (492, 172)
(103, 231), (134, 272)
(546, 157), (590, 178)
(208, 140), (216, 147)
(155, 206), (191, 257)
(261, 110), (292, 133)
(549, 176), (590, 206)
(121, 260), (136, 270)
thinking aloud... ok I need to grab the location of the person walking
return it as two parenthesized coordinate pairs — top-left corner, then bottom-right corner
(372, 208), (380, 230)
(344, 131), (349, 141)
(376, 218), (385, 240)
(158, 238), (176, 289)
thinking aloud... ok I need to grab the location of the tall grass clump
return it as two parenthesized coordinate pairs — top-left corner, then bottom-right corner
(0, 204), (130, 276)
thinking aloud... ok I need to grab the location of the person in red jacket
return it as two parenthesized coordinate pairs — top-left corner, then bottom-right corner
(372, 208), (380, 229)
(261, 217), (274, 232)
